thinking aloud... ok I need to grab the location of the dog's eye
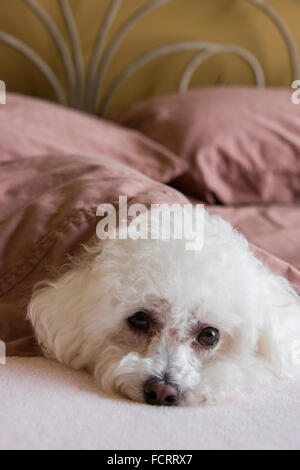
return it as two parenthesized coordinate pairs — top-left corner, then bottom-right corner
(197, 327), (220, 347)
(128, 311), (150, 331)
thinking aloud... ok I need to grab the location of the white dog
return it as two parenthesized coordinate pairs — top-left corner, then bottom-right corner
(28, 208), (300, 406)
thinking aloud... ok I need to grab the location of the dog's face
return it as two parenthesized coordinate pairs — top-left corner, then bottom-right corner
(28, 211), (300, 405)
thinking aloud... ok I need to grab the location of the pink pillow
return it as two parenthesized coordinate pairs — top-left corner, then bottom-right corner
(0, 93), (186, 184)
(116, 87), (300, 204)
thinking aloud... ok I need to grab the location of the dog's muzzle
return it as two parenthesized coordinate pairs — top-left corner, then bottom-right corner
(143, 377), (179, 406)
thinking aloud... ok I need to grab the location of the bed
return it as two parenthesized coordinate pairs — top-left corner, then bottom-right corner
(0, 0), (299, 450)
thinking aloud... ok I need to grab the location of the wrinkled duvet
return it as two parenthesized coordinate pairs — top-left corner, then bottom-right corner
(0, 94), (299, 358)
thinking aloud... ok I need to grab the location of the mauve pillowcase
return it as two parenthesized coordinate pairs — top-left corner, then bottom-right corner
(115, 87), (300, 203)
(0, 93), (186, 184)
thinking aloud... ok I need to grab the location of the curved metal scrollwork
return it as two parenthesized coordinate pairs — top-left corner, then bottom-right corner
(0, 0), (299, 115)
(99, 42), (266, 115)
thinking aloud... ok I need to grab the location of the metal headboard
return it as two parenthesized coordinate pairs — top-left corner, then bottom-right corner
(0, 0), (299, 116)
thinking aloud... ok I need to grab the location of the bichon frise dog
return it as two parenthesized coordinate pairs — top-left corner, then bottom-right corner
(28, 207), (300, 406)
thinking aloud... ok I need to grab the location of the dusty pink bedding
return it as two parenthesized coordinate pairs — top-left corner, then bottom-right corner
(0, 94), (187, 356)
(0, 93), (299, 361)
(116, 87), (300, 204)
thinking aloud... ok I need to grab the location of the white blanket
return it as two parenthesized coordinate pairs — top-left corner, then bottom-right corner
(1, 358), (299, 450)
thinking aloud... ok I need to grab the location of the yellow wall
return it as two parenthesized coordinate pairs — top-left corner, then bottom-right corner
(0, 0), (299, 115)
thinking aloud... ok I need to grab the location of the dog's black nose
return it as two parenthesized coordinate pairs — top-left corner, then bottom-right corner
(144, 377), (178, 406)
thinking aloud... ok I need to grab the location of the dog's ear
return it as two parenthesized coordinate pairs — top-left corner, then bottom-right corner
(27, 248), (107, 370)
(27, 266), (89, 367)
(256, 270), (300, 377)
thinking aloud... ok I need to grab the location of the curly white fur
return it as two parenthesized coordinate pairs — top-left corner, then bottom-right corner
(28, 209), (300, 405)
